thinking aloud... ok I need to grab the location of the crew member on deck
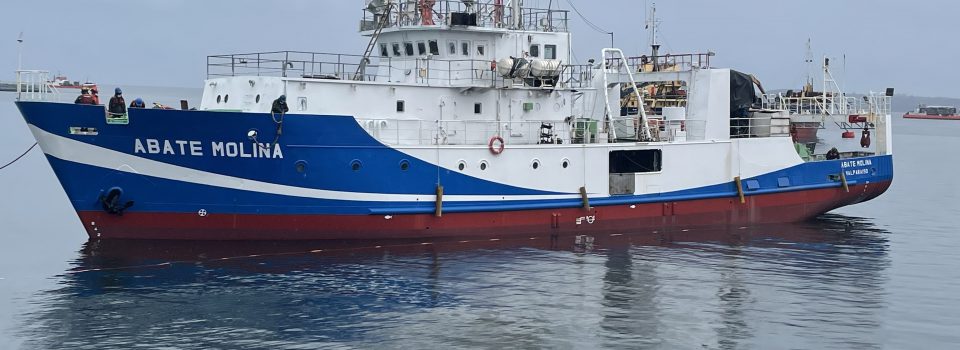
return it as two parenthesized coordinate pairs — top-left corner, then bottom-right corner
(74, 89), (96, 105)
(129, 98), (146, 109)
(91, 88), (100, 105)
(108, 88), (127, 115)
(272, 95), (289, 114)
(826, 147), (841, 160)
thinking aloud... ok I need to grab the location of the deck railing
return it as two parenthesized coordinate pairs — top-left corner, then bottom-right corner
(730, 117), (792, 139)
(358, 117), (707, 146)
(357, 118), (574, 146)
(362, 2), (568, 32)
(623, 53), (714, 73)
(15, 70), (59, 101)
(207, 51), (392, 81)
(760, 93), (892, 118)
(208, 51), (594, 89)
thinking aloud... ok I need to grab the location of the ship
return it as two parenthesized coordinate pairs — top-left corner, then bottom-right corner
(12, 0), (894, 240)
(903, 105), (960, 120)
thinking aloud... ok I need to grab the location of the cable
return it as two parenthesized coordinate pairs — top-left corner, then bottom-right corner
(0, 142), (38, 171)
(562, 0), (610, 35)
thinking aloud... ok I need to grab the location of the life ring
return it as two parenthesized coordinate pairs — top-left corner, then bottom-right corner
(488, 136), (505, 155)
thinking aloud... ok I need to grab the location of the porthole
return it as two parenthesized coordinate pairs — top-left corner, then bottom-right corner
(457, 160), (467, 171)
(562, 158), (570, 169)
(224, 94), (230, 103)
(532, 159), (540, 170)
(295, 160), (308, 174)
(479, 161), (488, 171)
(350, 159), (362, 171)
(216, 95), (222, 103)
(255, 94), (261, 103)
(399, 159), (410, 171)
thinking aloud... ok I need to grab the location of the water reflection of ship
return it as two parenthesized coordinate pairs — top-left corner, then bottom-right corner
(22, 216), (889, 348)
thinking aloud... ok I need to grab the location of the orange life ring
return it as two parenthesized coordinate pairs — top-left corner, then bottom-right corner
(488, 136), (505, 155)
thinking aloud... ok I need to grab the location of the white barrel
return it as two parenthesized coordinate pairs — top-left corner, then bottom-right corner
(496, 57), (515, 78)
(530, 59), (561, 77)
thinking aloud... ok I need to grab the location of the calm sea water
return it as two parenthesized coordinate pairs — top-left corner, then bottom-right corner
(1, 89), (959, 349)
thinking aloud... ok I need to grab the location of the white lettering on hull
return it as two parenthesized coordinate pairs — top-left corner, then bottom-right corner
(133, 139), (281, 159)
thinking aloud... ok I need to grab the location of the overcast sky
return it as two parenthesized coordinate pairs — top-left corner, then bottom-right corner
(0, 0), (954, 96)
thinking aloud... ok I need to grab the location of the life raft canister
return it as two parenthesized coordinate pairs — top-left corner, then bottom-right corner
(488, 136), (505, 155)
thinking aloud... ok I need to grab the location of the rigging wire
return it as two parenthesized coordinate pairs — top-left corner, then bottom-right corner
(0, 142), (38, 171)
(562, 0), (611, 35)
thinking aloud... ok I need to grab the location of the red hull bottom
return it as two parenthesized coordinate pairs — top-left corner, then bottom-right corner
(77, 181), (891, 240)
(903, 114), (960, 120)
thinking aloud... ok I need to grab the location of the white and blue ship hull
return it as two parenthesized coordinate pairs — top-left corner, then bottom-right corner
(16, 101), (893, 240)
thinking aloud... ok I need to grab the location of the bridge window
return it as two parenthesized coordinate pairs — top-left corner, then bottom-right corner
(461, 42), (470, 56)
(417, 41), (427, 56)
(476, 44), (486, 57)
(529, 44), (540, 58)
(392, 43), (402, 57)
(545, 45), (557, 59)
(609, 150), (662, 173)
(428, 40), (440, 55)
(404, 42), (415, 56)
(379, 43), (389, 57)
(448, 41), (457, 56)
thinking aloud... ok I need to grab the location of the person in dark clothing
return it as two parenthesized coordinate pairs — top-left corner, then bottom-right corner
(272, 95), (289, 114)
(108, 88), (127, 115)
(74, 89), (96, 105)
(129, 98), (146, 109)
(826, 147), (841, 160)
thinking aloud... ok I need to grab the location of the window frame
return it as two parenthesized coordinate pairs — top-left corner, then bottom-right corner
(417, 41), (427, 56)
(529, 44), (540, 58)
(404, 42), (415, 56)
(428, 40), (440, 55)
(379, 43), (389, 57)
(392, 43), (402, 57)
(448, 41), (457, 56)
(544, 44), (557, 59)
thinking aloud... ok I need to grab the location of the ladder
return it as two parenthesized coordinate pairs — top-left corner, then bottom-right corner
(354, 5), (394, 81)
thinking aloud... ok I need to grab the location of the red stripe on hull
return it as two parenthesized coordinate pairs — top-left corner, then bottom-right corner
(77, 181), (891, 240)
(903, 114), (960, 120)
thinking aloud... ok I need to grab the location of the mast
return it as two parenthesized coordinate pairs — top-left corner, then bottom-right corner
(804, 38), (814, 94)
(646, 3), (661, 71)
(17, 32), (24, 72)
(512, 0), (522, 29)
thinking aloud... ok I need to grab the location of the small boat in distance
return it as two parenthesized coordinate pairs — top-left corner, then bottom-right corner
(49, 75), (98, 91)
(903, 105), (960, 120)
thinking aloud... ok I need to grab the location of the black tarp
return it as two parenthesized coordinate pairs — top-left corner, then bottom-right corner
(729, 70), (758, 137)
(729, 70), (757, 116)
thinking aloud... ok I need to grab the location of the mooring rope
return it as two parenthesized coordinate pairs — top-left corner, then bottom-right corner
(0, 142), (38, 171)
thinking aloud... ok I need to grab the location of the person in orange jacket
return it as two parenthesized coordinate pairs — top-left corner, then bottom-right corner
(74, 89), (97, 105)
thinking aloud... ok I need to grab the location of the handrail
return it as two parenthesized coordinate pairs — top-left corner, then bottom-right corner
(207, 50), (594, 89)
(15, 70), (59, 102)
(362, 2), (569, 33)
(760, 93), (892, 118)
